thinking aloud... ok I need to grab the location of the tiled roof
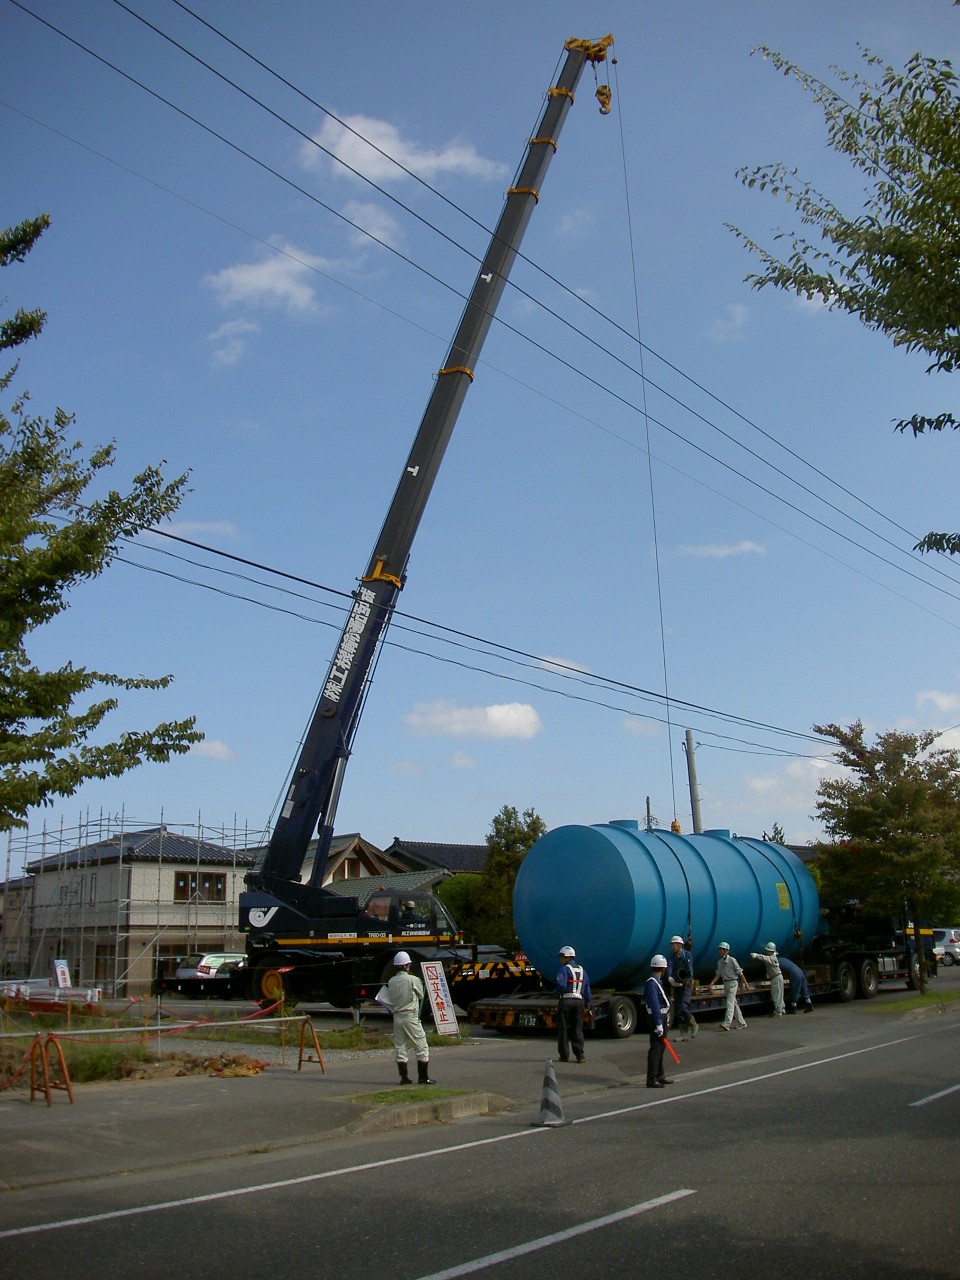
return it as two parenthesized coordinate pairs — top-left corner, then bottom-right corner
(26, 826), (252, 873)
(385, 838), (488, 874)
(324, 869), (448, 904)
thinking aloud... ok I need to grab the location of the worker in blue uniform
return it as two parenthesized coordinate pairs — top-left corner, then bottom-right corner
(644, 954), (673, 1088)
(554, 945), (592, 1063)
(778, 955), (813, 1012)
(667, 934), (698, 1039)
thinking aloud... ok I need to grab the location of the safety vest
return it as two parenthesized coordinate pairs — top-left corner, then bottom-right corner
(561, 963), (586, 999)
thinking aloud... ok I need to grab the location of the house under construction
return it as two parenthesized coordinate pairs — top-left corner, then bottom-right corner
(0, 813), (479, 998)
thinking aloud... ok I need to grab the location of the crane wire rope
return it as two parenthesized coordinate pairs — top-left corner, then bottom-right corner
(612, 50), (680, 825)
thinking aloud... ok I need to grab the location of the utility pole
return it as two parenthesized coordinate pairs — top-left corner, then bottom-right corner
(684, 729), (703, 833)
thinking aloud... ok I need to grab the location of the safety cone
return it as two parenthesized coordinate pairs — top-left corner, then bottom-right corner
(530, 1058), (569, 1127)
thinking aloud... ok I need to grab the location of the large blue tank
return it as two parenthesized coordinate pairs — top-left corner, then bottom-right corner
(513, 821), (819, 988)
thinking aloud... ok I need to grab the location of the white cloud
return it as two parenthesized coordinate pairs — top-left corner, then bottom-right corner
(189, 739), (238, 762)
(675, 540), (766, 559)
(406, 699), (542, 740)
(554, 207), (596, 237)
(390, 761), (425, 776)
(538, 655), (593, 676)
(447, 750), (477, 769)
(341, 199), (404, 251)
(708, 302), (750, 343)
(623, 716), (660, 737)
(917, 688), (960, 715)
(301, 113), (507, 184)
(207, 318), (259, 367)
(204, 241), (336, 315)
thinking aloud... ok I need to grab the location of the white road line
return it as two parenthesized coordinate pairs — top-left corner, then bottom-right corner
(909, 1081), (960, 1107)
(410, 1190), (697, 1280)
(0, 1032), (917, 1241)
(571, 1034), (917, 1124)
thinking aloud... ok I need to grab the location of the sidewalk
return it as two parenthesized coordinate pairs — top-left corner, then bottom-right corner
(2, 999), (953, 1192)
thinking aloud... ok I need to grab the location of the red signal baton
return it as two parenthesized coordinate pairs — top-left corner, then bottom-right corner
(663, 1035), (681, 1065)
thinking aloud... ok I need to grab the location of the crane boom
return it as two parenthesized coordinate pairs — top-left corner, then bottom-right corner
(247, 36), (612, 897)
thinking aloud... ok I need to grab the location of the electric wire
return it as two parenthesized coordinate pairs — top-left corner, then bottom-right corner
(12, 0), (958, 606)
(158, 0), (960, 578)
(115, 546), (825, 759)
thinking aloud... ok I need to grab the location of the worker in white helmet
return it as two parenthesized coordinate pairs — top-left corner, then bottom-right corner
(553, 945), (592, 1064)
(709, 942), (749, 1030)
(644, 954), (673, 1088)
(386, 951), (434, 1085)
(750, 942), (785, 1016)
(666, 934), (698, 1039)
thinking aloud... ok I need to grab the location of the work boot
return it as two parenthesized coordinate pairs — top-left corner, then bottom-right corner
(688, 1016), (698, 1039)
(417, 1060), (435, 1085)
(397, 1061), (411, 1085)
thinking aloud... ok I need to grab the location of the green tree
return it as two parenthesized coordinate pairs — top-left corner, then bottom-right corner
(455, 805), (547, 949)
(763, 821), (787, 845)
(813, 719), (960, 991)
(0, 214), (201, 832)
(730, 45), (960, 552)
(434, 873), (482, 936)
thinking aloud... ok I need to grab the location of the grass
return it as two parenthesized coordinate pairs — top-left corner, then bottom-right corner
(0, 1035), (152, 1086)
(0, 1003), (473, 1087)
(863, 986), (960, 1013)
(348, 1086), (474, 1105)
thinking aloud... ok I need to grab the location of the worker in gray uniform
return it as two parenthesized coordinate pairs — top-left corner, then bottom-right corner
(750, 941), (785, 1016)
(709, 941), (749, 1030)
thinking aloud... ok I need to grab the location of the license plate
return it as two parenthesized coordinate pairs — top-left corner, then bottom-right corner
(518, 1013), (538, 1027)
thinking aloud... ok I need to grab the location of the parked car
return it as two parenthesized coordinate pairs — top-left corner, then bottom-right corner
(174, 953), (246, 981)
(932, 928), (960, 966)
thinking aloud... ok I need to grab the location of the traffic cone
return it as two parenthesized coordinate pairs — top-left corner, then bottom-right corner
(531, 1058), (569, 1127)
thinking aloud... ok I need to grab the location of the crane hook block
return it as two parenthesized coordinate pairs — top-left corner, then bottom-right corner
(595, 84), (612, 115)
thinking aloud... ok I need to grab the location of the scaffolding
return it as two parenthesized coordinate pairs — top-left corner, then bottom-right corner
(0, 809), (268, 997)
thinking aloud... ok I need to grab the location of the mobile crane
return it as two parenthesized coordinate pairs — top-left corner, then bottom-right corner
(239, 36), (614, 1008)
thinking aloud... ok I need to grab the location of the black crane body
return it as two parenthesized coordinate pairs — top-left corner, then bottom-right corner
(239, 36), (613, 1008)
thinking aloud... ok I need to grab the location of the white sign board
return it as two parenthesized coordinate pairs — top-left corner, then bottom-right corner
(54, 959), (72, 989)
(420, 961), (459, 1036)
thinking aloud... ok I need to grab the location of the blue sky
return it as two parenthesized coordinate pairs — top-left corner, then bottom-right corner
(4, 0), (960, 860)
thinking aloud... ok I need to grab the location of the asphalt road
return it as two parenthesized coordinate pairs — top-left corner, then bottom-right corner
(2, 972), (958, 1278)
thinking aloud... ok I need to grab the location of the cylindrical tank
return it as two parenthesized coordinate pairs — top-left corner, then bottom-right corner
(513, 821), (819, 988)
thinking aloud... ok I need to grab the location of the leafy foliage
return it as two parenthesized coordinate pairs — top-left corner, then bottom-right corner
(0, 215), (201, 831)
(813, 719), (960, 923)
(730, 45), (960, 552)
(445, 805), (547, 949)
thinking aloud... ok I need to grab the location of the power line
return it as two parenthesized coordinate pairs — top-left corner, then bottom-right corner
(13, 0), (959, 609)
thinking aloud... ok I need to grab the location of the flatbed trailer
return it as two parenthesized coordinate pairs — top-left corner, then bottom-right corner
(467, 950), (933, 1037)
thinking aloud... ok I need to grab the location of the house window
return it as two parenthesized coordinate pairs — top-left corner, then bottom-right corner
(173, 871), (226, 902)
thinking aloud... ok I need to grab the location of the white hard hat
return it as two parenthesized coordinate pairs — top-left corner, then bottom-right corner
(718, 941), (730, 951)
(393, 951), (412, 967)
(651, 954), (668, 969)
(670, 935), (684, 945)
(559, 945), (576, 958)
(764, 942), (777, 953)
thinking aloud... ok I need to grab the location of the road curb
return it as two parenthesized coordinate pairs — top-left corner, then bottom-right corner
(350, 1092), (516, 1133)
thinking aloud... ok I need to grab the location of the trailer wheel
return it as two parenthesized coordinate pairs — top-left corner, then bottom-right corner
(835, 960), (857, 1002)
(606, 996), (637, 1038)
(906, 953), (922, 990)
(857, 959), (879, 999)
